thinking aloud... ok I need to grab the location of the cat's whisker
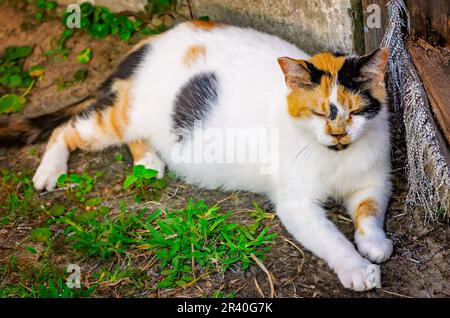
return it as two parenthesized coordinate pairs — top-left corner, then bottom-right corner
(292, 143), (312, 166)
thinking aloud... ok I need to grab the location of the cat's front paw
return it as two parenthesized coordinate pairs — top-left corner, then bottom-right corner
(135, 152), (165, 179)
(33, 160), (67, 191)
(355, 232), (393, 264)
(336, 259), (381, 291)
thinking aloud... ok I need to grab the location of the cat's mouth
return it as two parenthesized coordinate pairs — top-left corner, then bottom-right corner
(327, 144), (349, 151)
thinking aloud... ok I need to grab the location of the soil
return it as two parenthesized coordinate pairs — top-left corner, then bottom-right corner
(0, 3), (448, 298)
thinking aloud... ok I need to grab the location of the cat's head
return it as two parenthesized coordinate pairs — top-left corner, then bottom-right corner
(278, 48), (389, 151)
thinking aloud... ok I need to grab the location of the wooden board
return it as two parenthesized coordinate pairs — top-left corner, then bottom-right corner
(362, 0), (389, 54)
(408, 39), (450, 146)
(407, 0), (450, 47)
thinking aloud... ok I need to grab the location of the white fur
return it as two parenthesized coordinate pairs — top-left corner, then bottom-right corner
(34, 23), (393, 291)
(135, 151), (165, 179)
(33, 134), (69, 191)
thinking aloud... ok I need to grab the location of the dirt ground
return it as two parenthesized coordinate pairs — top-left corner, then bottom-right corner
(0, 4), (448, 298)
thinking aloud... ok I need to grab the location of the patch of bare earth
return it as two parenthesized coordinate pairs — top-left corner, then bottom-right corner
(0, 4), (448, 298)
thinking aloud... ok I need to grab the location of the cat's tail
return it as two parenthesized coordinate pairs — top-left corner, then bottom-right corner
(0, 97), (93, 147)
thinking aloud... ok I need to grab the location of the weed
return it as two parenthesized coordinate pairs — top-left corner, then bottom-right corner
(77, 48), (92, 64)
(44, 27), (74, 59)
(56, 172), (99, 203)
(59, 204), (147, 258)
(56, 68), (88, 90)
(114, 153), (125, 162)
(0, 260), (95, 298)
(0, 169), (40, 221)
(60, 199), (276, 289)
(0, 45), (42, 113)
(94, 264), (146, 290)
(32, 0), (57, 21)
(34, 277), (95, 298)
(210, 290), (235, 298)
(123, 165), (168, 202)
(145, 200), (277, 288)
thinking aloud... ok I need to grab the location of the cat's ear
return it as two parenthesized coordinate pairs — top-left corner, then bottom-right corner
(358, 47), (389, 84)
(277, 57), (313, 90)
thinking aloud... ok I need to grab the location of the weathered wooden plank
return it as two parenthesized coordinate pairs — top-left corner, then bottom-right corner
(362, 0), (389, 54)
(408, 39), (450, 146)
(407, 0), (449, 47)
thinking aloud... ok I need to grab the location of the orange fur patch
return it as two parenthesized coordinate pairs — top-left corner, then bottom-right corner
(183, 45), (206, 67)
(102, 79), (131, 140)
(354, 198), (379, 234)
(286, 75), (334, 118)
(109, 107), (123, 139)
(61, 123), (90, 151)
(287, 90), (321, 118)
(338, 134), (352, 145)
(369, 85), (387, 103)
(188, 20), (220, 31)
(95, 111), (107, 134)
(309, 53), (345, 77)
(47, 124), (87, 152)
(337, 86), (363, 112)
(128, 140), (151, 162)
(55, 79), (132, 153)
(115, 80), (131, 127)
(325, 122), (346, 136)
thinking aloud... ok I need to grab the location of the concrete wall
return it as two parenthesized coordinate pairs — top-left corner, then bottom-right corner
(188, 0), (358, 54)
(57, 0), (361, 54)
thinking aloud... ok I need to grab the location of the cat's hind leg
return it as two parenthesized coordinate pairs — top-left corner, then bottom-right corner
(344, 186), (393, 264)
(33, 81), (132, 191)
(32, 125), (71, 191)
(128, 140), (165, 178)
(33, 111), (126, 190)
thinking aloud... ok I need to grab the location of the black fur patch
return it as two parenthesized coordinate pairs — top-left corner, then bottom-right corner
(329, 103), (338, 120)
(172, 72), (218, 133)
(354, 91), (382, 119)
(1, 109), (74, 147)
(338, 56), (382, 119)
(99, 43), (150, 92)
(337, 57), (365, 91)
(79, 92), (117, 118)
(338, 51), (380, 90)
(332, 51), (346, 57)
(79, 44), (150, 117)
(304, 61), (329, 85)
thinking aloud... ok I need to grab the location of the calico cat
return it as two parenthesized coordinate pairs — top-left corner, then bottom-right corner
(0, 20), (393, 291)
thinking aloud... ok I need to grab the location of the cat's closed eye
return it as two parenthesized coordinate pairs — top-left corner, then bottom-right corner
(350, 109), (362, 116)
(312, 110), (326, 118)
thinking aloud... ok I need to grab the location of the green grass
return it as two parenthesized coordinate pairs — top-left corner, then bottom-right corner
(93, 264), (147, 292)
(0, 259), (95, 298)
(56, 199), (276, 289)
(0, 166), (277, 296)
(0, 169), (41, 223)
